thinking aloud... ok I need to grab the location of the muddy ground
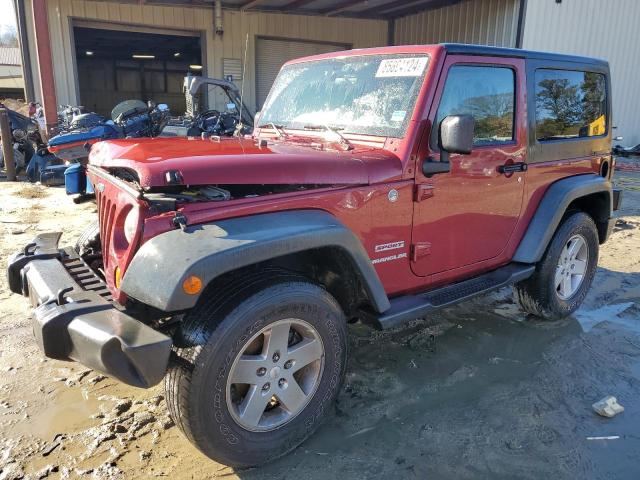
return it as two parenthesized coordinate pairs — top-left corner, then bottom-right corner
(1, 171), (639, 479)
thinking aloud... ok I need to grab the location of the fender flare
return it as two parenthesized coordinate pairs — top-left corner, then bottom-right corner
(513, 174), (612, 264)
(120, 209), (390, 313)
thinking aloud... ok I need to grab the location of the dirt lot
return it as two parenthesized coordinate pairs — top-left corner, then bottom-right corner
(1, 171), (640, 479)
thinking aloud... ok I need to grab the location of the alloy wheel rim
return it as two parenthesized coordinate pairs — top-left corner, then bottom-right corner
(226, 318), (325, 432)
(555, 234), (589, 300)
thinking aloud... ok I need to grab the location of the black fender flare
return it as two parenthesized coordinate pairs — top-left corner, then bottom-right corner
(120, 209), (390, 313)
(513, 174), (612, 264)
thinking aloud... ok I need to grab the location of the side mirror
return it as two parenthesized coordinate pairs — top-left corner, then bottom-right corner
(421, 114), (475, 177)
(422, 158), (450, 176)
(614, 136), (623, 142)
(440, 114), (474, 154)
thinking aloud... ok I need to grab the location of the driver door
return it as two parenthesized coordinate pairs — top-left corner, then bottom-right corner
(411, 56), (527, 279)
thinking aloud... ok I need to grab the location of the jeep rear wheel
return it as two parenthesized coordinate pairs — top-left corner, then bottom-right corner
(165, 273), (347, 467)
(514, 212), (599, 320)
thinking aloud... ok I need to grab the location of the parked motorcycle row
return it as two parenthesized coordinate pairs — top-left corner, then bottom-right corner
(0, 75), (254, 196)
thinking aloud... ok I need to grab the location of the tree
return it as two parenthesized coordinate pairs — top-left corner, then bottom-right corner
(535, 78), (582, 137)
(460, 92), (514, 141)
(581, 72), (605, 124)
(0, 25), (19, 48)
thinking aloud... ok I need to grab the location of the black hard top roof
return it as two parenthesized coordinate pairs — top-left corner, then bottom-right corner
(441, 43), (608, 67)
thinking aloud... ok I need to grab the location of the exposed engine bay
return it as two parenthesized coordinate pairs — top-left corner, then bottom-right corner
(144, 183), (326, 210)
(107, 167), (326, 209)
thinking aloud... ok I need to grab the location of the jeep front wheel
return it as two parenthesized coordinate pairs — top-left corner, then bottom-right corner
(514, 212), (599, 319)
(165, 274), (347, 467)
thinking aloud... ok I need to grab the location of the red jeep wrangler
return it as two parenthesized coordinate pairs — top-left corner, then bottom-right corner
(8, 44), (622, 466)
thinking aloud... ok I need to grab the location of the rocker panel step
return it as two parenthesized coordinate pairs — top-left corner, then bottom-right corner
(374, 263), (535, 330)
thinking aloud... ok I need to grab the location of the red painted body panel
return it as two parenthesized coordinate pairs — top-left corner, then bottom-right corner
(86, 44), (607, 308)
(89, 137), (404, 187)
(411, 56), (527, 279)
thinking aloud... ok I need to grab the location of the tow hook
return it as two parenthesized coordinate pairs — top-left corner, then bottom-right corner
(172, 212), (188, 231)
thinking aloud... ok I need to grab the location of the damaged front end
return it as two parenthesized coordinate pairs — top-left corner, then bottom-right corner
(6, 232), (171, 388)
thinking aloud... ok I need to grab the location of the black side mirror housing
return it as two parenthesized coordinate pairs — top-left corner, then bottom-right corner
(421, 114), (475, 177)
(440, 114), (475, 154)
(422, 159), (451, 176)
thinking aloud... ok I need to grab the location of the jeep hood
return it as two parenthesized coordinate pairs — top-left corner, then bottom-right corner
(88, 137), (402, 187)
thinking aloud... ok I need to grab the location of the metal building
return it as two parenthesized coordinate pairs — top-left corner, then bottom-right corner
(13, 0), (639, 143)
(0, 47), (24, 98)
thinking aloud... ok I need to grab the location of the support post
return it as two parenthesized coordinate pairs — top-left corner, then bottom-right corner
(14, 0), (35, 102)
(32, 0), (58, 136)
(515, 0), (528, 48)
(0, 109), (17, 181)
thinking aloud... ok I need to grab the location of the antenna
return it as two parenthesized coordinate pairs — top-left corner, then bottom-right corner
(237, 33), (249, 132)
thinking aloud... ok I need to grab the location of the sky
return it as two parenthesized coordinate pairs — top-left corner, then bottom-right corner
(0, 0), (16, 32)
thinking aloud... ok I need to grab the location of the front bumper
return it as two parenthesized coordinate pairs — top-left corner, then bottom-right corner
(7, 233), (171, 388)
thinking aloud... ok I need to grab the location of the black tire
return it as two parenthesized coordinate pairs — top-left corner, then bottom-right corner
(74, 219), (100, 256)
(165, 271), (347, 467)
(514, 212), (599, 320)
(74, 220), (102, 275)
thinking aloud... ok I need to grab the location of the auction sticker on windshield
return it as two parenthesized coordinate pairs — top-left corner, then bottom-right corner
(376, 57), (428, 78)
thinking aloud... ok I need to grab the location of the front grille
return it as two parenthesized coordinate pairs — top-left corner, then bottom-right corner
(96, 190), (116, 270)
(89, 166), (142, 301)
(61, 253), (113, 301)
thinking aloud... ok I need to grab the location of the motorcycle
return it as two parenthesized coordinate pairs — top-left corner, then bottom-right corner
(0, 105), (51, 181)
(57, 104), (106, 133)
(48, 100), (171, 162)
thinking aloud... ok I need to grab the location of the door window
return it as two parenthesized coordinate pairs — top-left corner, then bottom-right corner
(534, 69), (607, 141)
(432, 65), (515, 147)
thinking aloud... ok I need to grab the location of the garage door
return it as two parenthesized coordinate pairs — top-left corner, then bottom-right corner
(74, 26), (202, 117)
(255, 38), (348, 110)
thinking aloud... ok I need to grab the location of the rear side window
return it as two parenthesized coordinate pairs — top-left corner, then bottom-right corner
(433, 65), (515, 147)
(535, 69), (607, 141)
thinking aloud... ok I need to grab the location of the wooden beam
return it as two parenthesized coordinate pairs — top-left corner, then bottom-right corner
(282, 0), (318, 9)
(358, 0), (428, 16)
(322, 0), (366, 17)
(240, 0), (264, 9)
(388, 0), (462, 19)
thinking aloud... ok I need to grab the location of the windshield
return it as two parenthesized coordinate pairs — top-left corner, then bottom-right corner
(259, 54), (429, 138)
(111, 100), (147, 121)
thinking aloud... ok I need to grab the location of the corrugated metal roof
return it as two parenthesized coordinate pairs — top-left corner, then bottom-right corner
(0, 47), (21, 66)
(94, 0), (461, 19)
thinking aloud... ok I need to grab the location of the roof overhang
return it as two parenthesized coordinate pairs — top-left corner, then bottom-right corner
(111, 0), (464, 20)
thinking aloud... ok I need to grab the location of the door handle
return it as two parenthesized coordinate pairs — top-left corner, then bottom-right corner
(498, 162), (528, 175)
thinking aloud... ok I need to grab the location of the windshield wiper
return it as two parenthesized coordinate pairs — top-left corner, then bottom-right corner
(258, 122), (287, 139)
(303, 124), (354, 150)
